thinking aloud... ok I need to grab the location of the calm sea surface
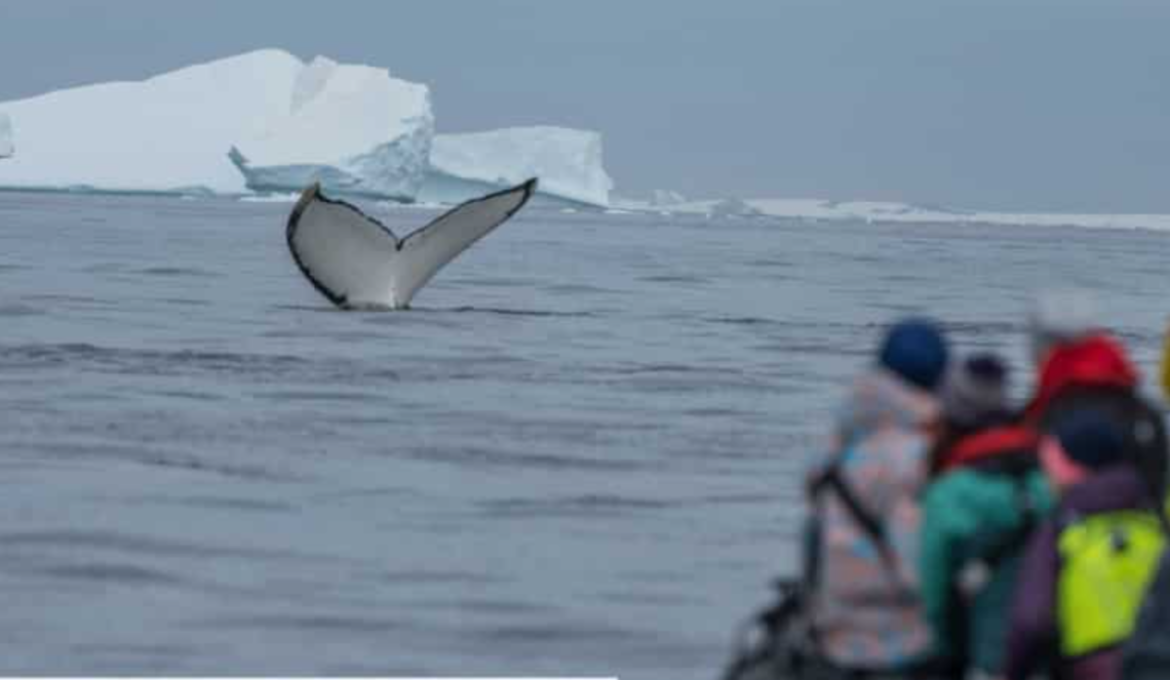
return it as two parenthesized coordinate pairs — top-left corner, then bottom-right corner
(0, 192), (1166, 677)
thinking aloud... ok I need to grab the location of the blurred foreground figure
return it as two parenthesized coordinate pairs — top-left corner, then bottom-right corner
(1024, 289), (1168, 499)
(920, 353), (1052, 679)
(1161, 322), (1170, 401)
(801, 318), (950, 677)
(1006, 411), (1166, 680)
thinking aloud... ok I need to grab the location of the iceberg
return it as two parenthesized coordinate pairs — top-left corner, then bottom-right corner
(0, 113), (12, 158)
(229, 56), (432, 200)
(0, 50), (301, 194)
(422, 126), (613, 207)
(0, 50), (432, 198)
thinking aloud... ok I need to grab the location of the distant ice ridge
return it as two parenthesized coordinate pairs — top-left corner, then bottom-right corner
(229, 56), (433, 200)
(662, 197), (1170, 232)
(0, 113), (13, 158)
(422, 127), (613, 207)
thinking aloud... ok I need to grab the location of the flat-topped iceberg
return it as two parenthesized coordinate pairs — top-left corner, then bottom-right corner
(229, 56), (432, 200)
(0, 50), (432, 197)
(0, 113), (12, 158)
(422, 126), (613, 207)
(0, 50), (302, 193)
(0, 50), (615, 203)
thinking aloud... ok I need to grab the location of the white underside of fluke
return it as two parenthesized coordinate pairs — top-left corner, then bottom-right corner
(285, 178), (537, 309)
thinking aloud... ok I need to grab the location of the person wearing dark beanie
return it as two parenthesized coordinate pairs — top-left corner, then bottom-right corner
(1007, 408), (1166, 680)
(920, 351), (1050, 678)
(1021, 289), (1168, 502)
(801, 317), (950, 676)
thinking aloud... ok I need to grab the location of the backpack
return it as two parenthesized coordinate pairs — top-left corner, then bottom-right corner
(943, 451), (1044, 678)
(1121, 504), (1170, 680)
(1056, 510), (1165, 658)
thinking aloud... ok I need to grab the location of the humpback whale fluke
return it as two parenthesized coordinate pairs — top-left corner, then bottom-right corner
(285, 178), (538, 309)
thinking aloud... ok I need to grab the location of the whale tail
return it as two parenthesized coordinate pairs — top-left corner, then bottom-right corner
(285, 179), (538, 309)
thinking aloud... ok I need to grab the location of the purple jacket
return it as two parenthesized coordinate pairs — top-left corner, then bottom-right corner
(1005, 466), (1156, 680)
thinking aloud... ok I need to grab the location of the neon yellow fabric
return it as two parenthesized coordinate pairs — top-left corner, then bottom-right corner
(1057, 510), (1165, 657)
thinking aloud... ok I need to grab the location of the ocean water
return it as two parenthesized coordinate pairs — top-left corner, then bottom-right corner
(0, 191), (1166, 677)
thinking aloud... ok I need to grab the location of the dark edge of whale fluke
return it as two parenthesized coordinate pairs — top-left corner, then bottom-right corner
(285, 178), (539, 311)
(285, 181), (349, 308)
(396, 177), (538, 251)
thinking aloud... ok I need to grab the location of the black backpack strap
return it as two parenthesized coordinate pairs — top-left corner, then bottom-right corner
(986, 474), (1040, 567)
(721, 578), (813, 680)
(956, 464), (1040, 598)
(810, 463), (911, 595)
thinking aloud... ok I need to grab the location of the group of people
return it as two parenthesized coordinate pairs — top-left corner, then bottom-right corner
(731, 292), (1170, 680)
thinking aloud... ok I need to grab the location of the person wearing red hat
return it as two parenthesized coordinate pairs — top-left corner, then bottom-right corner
(1024, 290), (1167, 499)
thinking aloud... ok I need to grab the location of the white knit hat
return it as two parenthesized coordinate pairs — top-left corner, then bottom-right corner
(1028, 287), (1101, 356)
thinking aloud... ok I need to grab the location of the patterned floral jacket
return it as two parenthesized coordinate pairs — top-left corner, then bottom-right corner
(805, 368), (939, 670)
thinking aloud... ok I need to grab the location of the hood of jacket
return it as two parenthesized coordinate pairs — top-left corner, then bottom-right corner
(835, 367), (940, 448)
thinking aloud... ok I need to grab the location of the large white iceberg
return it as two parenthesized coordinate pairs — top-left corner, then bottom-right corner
(0, 113), (12, 158)
(0, 50), (300, 193)
(229, 56), (432, 200)
(422, 126), (613, 207)
(0, 50), (432, 197)
(0, 49), (615, 204)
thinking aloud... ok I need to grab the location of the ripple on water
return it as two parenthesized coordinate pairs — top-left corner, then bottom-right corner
(0, 342), (405, 387)
(41, 562), (185, 585)
(0, 529), (340, 564)
(191, 613), (403, 634)
(0, 303), (46, 317)
(134, 266), (216, 278)
(477, 494), (677, 520)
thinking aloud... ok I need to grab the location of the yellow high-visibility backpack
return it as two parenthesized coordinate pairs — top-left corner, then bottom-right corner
(1058, 510), (1165, 658)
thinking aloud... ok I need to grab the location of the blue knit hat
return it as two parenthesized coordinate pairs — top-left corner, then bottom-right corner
(879, 318), (950, 391)
(1052, 409), (1126, 470)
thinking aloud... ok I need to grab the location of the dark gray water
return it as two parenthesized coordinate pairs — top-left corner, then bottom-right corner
(0, 191), (1167, 677)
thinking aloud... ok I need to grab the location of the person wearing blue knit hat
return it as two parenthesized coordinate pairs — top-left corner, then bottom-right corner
(798, 317), (952, 677)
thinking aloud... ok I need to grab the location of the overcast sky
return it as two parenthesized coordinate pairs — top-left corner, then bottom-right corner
(1, 0), (1167, 211)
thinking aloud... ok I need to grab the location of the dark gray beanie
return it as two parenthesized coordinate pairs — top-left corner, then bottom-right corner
(941, 353), (1010, 427)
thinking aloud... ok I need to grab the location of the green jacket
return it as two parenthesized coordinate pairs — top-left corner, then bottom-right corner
(919, 428), (1054, 674)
